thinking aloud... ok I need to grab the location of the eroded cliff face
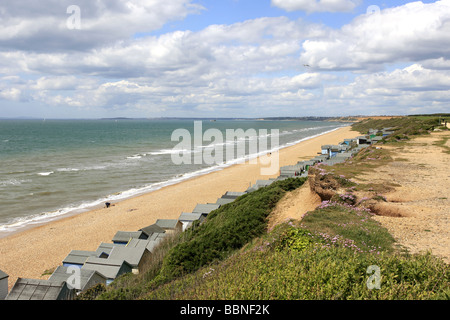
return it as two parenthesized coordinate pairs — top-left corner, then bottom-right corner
(307, 167), (340, 201)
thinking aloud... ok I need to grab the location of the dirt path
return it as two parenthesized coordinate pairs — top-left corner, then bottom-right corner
(366, 131), (450, 262)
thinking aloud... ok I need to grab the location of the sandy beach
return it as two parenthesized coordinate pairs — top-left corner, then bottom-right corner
(0, 126), (359, 289)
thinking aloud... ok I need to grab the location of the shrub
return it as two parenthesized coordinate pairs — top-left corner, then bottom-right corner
(275, 227), (314, 252)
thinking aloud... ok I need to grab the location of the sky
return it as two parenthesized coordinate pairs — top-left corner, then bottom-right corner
(0, 0), (449, 119)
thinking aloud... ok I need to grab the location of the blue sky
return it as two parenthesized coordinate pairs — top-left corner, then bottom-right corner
(0, 0), (449, 119)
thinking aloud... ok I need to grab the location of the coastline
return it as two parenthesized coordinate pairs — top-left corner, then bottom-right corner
(0, 126), (360, 289)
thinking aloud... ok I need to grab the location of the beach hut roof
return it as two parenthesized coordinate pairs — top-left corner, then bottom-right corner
(63, 250), (99, 265)
(48, 266), (107, 292)
(5, 278), (75, 300)
(112, 231), (145, 243)
(178, 212), (204, 222)
(255, 180), (273, 186)
(155, 219), (181, 230)
(126, 238), (160, 252)
(82, 257), (132, 280)
(0, 269), (8, 280)
(335, 152), (352, 157)
(107, 246), (149, 268)
(95, 242), (119, 257)
(148, 232), (166, 242)
(221, 191), (245, 199)
(139, 223), (166, 237)
(216, 197), (235, 205)
(192, 203), (221, 214)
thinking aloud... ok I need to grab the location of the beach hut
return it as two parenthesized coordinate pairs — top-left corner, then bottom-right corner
(112, 231), (147, 245)
(148, 231), (166, 243)
(48, 266), (107, 292)
(356, 136), (369, 145)
(139, 223), (166, 239)
(335, 152), (352, 160)
(343, 139), (353, 146)
(62, 250), (99, 268)
(126, 238), (161, 253)
(155, 219), (183, 234)
(312, 154), (329, 162)
(0, 270), (8, 300)
(221, 191), (245, 199)
(246, 179), (274, 192)
(321, 145), (332, 155)
(368, 128), (380, 138)
(321, 145), (345, 158)
(255, 179), (274, 187)
(178, 212), (206, 231)
(107, 246), (151, 274)
(82, 257), (132, 285)
(215, 197), (235, 205)
(303, 160), (317, 170)
(370, 136), (384, 144)
(192, 203), (221, 214)
(280, 162), (306, 177)
(5, 278), (75, 300)
(95, 243), (118, 257)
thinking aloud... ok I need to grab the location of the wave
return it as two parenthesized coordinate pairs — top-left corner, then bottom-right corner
(56, 168), (80, 172)
(126, 154), (143, 160)
(0, 178), (31, 187)
(149, 148), (192, 156)
(37, 171), (54, 176)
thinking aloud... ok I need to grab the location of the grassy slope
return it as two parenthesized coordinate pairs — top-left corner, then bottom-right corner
(79, 116), (450, 300)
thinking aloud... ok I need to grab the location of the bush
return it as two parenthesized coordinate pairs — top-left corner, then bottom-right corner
(275, 227), (314, 252)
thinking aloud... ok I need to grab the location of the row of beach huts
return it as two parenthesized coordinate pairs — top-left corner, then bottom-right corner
(0, 127), (394, 300)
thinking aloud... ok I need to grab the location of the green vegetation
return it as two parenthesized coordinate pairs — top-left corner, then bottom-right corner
(78, 115), (450, 301)
(141, 242), (448, 300)
(139, 213), (448, 300)
(87, 177), (307, 300)
(352, 115), (447, 143)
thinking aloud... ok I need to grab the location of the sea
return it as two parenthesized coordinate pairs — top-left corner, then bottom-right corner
(0, 119), (347, 238)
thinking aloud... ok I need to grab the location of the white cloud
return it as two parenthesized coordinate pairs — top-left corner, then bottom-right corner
(0, 1), (449, 118)
(323, 64), (450, 114)
(300, 1), (450, 71)
(271, 0), (361, 13)
(0, 88), (22, 101)
(0, 0), (203, 52)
